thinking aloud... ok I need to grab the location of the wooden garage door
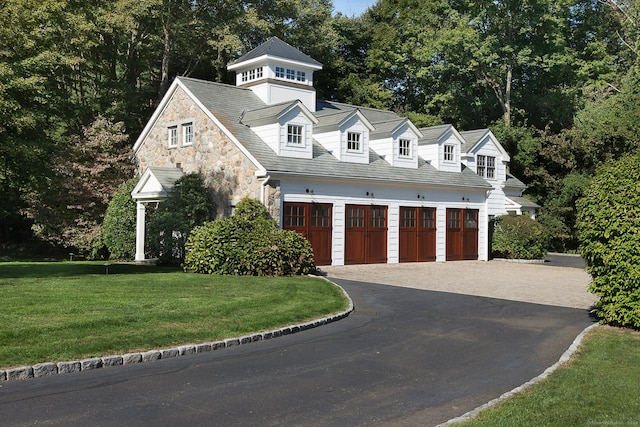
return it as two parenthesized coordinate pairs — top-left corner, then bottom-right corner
(446, 209), (479, 261)
(283, 203), (332, 266)
(399, 207), (436, 262)
(345, 205), (388, 265)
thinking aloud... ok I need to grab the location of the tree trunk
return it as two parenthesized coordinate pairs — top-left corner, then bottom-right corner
(159, 8), (171, 101)
(504, 64), (512, 128)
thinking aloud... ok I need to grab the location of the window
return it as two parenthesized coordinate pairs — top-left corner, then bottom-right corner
(275, 66), (285, 78)
(183, 123), (193, 146)
(486, 156), (496, 179)
(241, 71), (248, 82)
(477, 155), (496, 178)
(168, 126), (178, 148)
(287, 124), (303, 145)
(284, 204), (305, 227)
(399, 138), (411, 157)
(444, 144), (455, 162)
(286, 68), (296, 80)
(296, 70), (306, 82)
(347, 132), (361, 152)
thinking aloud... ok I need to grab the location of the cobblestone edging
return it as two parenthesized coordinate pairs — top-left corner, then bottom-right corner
(437, 323), (600, 426)
(0, 278), (353, 383)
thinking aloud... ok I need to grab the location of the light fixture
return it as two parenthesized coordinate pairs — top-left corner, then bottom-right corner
(306, 188), (314, 195)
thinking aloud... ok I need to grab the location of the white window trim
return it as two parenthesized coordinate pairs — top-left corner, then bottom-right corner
(168, 126), (178, 148)
(398, 138), (412, 158)
(347, 131), (362, 153)
(286, 124), (304, 146)
(182, 122), (194, 146)
(444, 144), (455, 162)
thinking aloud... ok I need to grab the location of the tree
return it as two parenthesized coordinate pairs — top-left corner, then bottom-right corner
(102, 179), (139, 260)
(577, 149), (640, 328)
(147, 173), (213, 265)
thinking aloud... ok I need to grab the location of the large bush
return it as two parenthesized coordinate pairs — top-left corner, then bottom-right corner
(148, 173), (213, 265)
(101, 178), (138, 260)
(492, 215), (548, 260)
(577, 150), (640, 329)
(184, 198), (315, 276)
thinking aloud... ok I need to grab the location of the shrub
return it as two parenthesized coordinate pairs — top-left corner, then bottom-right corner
(184, 198), (315, 276)
(492, 215), (548, 260)
(147, 173), (213, 265)
(102, 178), (138, 260)
(577, 150), (640, 329)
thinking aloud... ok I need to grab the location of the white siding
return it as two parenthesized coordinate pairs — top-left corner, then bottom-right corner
(438, 133), (462, 173)
(251, 123), (280, 154)
(278, 109), (313, 159)
(417, 144), (439, 167)
(391, 125), (419, 169)
(279, 178), (488, 265)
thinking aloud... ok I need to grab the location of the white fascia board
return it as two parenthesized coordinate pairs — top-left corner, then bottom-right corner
(178, 79), (265, 171)
(440, 125), (466, 147)
(132, 80), (181, 153)
(228, 55), (323, 71)
(391, 118), (424, 139)
(277, 100), (319, 125)
(343, 109), (375, 131)
(462, 130), (511, 162)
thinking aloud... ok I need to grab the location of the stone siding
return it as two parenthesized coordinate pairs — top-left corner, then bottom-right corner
(135, 87), (262, 217)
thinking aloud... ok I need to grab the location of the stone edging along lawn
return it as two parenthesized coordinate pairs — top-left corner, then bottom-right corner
(0, 278), (354, 382)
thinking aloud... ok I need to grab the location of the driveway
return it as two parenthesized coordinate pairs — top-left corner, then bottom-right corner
(0, 259), (595, 426)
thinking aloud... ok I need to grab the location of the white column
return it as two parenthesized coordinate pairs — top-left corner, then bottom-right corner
(135, 201), (146, 261)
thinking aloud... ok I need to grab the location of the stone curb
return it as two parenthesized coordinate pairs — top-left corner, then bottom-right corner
(437, 322), (600, 426)
(0, 278), (354, 383)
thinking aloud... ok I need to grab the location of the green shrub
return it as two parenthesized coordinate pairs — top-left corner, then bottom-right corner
(101, 178), (138, 260)
(148, 172), (213, 265)
(492, 215), (548, 260)
(577, 150), (640, 329)
(184, 198), (315, 276)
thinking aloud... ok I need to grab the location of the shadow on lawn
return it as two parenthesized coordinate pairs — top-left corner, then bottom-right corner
(0, 262), (181, 279)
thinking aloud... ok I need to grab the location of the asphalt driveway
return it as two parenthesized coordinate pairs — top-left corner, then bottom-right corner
(0, 259), (595, 426)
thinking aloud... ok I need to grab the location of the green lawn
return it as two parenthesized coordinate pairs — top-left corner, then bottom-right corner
(462, 326), (640, 426)
(0, 262), (349, 368)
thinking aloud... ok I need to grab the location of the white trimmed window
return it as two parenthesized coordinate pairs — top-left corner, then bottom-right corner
(183, 123), (194, 146)
(296, 70), (306, 82)
(477, 155), (496, 178)
(399, 138), (411, 157)
(444, 144), (455, 162)
(168, 126), (178, 148)
(347, 132), (361, 152)
(287, 124), (303, 145)
(275, 66), (285, 78)
(286, 68), (296, 80)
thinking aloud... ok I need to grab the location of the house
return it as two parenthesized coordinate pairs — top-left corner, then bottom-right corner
(131, 36), (535, 265)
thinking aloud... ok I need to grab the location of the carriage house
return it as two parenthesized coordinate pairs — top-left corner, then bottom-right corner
(132, 37), (535, 265)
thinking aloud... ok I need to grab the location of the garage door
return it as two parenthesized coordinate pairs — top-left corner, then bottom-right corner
(345, 205), (387, 265)
(446, 209), (479, 261)
(399, 207), (436, 262)
(283, 203), (332, 266)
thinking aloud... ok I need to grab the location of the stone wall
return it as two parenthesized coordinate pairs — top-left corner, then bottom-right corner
(135, 87), (262, 218)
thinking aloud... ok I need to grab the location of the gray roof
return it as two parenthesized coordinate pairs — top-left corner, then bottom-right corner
(505, 173), (527, 190)
(418, 124), (453, 146)
(459, 129), (490, 152)
(507, 196), (540, 209)
(148, 167), (184, 191)
(177, 76), (491, 190)
(240, 101), (298, 126)
(230, 36), (322, 68)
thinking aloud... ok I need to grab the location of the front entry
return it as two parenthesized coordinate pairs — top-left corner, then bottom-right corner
(345, 205), (388, 264)
(283, 202), (332, 266)
(446, 209), (479, 261)
(399, 207), (436, 262)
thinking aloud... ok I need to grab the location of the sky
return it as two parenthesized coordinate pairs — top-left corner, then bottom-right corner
(332, 0), (377, 16)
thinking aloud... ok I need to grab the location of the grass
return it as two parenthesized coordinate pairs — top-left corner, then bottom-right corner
(462, 326), (640, 426)
(0, 262), (349, 368)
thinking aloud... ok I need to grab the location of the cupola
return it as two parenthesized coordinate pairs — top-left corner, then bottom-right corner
(227, 37), (323, 112)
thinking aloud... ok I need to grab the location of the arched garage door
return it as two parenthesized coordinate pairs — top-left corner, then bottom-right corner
(399, 207), (436, 262)
(446, 209), (479, 261)
(345, 205), (388, 265)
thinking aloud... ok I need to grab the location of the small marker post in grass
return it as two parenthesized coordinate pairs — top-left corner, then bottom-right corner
(104, 263), (111, 275)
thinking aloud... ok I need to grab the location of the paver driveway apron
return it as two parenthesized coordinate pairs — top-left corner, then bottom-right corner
(321, 259), (596, 310)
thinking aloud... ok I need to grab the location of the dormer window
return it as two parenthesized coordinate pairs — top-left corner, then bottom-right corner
(477, 155), (496, 179)
(444, 144), (455, 162)
(286, 68), (296, 80)
(347, 132), (362, 152)
(296, 71), (306, 82)
(287, 124), (303, 145)
(275, 66), (285, 78)
(399, 138), (411, 158)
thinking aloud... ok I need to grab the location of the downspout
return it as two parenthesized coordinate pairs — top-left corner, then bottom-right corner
(259, 173), (271, 205)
